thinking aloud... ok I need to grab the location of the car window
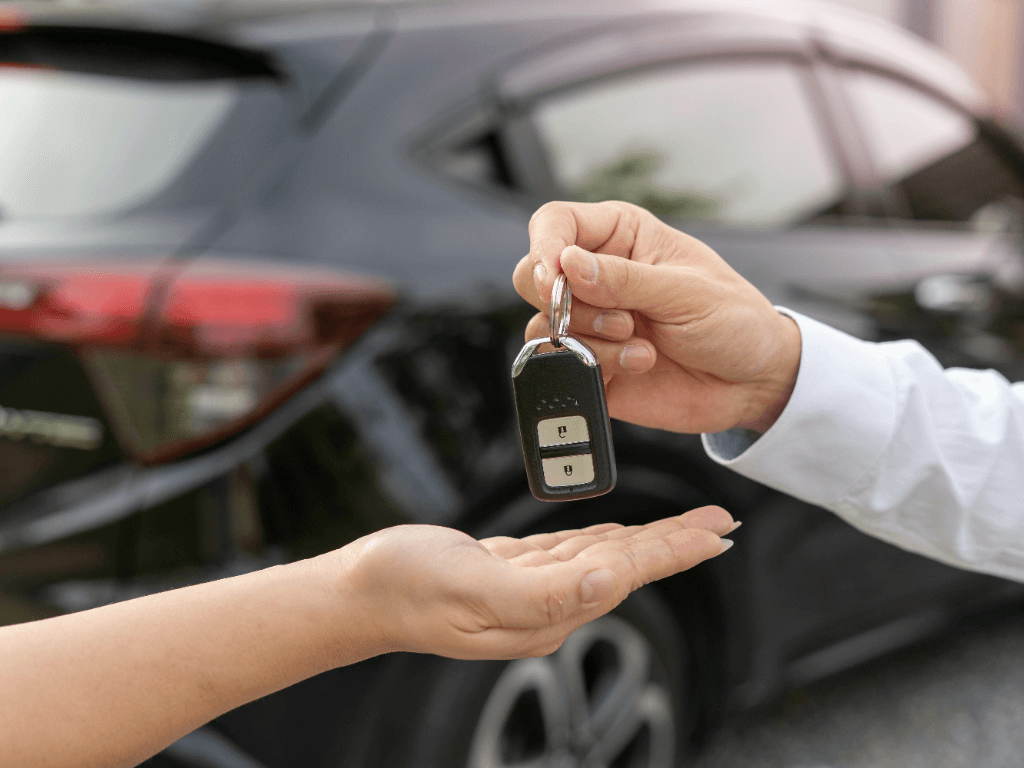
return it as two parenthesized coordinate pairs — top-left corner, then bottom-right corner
(0, 29), (284, 222)
(0, 69), (236, 219)
(531, 60), (845, 227)
(842, 69), (1024, 221)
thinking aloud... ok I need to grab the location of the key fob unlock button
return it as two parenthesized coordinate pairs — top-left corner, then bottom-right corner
(542, 454), (595, 487)
(537, 415), (589, 447)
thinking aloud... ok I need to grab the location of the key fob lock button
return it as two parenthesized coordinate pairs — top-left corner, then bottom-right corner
(537, 415), (590, 447)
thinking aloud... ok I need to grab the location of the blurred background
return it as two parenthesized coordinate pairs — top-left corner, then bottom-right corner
(3, 1), (1024, 767)
(831, 0), (1024, 116)
(31, 0), (1024, 118)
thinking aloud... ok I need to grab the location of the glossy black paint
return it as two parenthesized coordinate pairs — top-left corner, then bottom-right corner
(1, 2), (1023, 767)
(0, 337), (123, 509)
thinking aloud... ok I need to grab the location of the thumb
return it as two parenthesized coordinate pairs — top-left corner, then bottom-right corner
(559, 246), (700, 323)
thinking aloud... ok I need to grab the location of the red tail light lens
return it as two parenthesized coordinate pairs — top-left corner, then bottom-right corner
(0, 258), (395, 462)
(0, 9), (25, 33)
(0, 261), (159, 345)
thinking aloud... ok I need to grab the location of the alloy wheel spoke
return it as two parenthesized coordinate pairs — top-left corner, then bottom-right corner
(555, 633), (596, 736)
(587, 641), (650, 737)
(467, 657), (572, 768)
(586, 684), (675, 767)
(469, 615), (677, 768)
(557, 617), (652, 740)
(586, 699), (643, 763)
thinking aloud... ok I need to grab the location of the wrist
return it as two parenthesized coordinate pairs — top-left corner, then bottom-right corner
(303, 542), (392, 667)
(734, 313), (801, 434)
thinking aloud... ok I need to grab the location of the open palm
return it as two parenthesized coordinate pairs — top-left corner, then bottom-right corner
(338, 507), (734, 661)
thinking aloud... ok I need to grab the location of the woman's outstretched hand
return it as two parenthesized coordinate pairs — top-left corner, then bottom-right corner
(1, 510), (734, 768)
(331, 506), (735, 660)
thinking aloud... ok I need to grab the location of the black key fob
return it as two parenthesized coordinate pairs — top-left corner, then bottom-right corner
(512, 337), (616, 501)
(512, 274), (616, 501)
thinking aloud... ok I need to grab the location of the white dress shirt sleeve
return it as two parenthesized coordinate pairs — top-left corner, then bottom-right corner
(702, 307), (1024, 583)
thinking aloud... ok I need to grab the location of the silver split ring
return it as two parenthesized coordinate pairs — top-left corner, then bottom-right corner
(549, 273), (572, 347)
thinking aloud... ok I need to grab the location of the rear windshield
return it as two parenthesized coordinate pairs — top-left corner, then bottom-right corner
(0, 69), (236, 219)
(0, 28), (283, 221)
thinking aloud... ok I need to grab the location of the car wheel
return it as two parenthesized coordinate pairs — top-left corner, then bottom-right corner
(370, 587), (690, 768)
(467, 612), (675, 768)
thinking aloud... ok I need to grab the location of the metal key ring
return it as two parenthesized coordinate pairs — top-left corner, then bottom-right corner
(549, 273), (572, 347)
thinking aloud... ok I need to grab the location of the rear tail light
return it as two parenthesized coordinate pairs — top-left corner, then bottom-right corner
(0, 258), (395, 462)
(0, 9), (24, 33)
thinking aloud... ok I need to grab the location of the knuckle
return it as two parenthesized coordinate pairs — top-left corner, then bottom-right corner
(621, 544), (644, 589)
(531, 200), (559, 220)
(618, 260), (643, 297)
(652, 537), (676, 571)
(530, 200), (573, 227)
(611, 200), (645, 226)
(547, 541), (577, 562)
(530, 234), (566, 261)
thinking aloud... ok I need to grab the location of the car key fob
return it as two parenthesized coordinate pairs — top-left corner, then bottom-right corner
(512, 275), (616, 501)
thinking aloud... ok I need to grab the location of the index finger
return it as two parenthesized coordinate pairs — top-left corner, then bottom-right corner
(515, 201), (646, 307)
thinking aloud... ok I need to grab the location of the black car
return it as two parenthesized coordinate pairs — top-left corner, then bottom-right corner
(2, 1), (1024, 766)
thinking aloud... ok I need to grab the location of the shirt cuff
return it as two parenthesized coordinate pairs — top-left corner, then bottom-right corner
(701, 307), (897, 510)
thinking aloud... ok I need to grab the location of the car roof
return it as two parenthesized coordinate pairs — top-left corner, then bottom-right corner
(391, 0), (986, 111)
(1, 0), (985, 110)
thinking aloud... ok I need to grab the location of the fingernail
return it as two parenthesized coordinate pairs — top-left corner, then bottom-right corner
(728, 521), (743, 533)
(573, 252), (599, 284)
(718, 538), (734, 554)
(581, 569), (617, 603)
(619, 345), (653, 371)
(594, 311), (630, 337)
(533, 262), (548, 287)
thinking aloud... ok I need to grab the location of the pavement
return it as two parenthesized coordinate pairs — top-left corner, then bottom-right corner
(691, 607), (1024, 768)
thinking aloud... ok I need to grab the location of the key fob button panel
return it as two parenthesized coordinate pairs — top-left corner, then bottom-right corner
(537, 415), (590, 447)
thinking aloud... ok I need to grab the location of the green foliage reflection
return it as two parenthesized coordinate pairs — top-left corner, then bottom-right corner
(571, 149), (723, 220)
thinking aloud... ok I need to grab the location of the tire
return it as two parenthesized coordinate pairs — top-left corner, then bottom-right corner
(393, 587), (691, 768)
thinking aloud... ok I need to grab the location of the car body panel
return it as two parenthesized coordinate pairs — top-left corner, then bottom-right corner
(0, 2), (1023, 766)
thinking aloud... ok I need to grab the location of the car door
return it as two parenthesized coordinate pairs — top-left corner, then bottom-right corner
(824, 63), (1024, 381)
(487, 15), (1006, 704)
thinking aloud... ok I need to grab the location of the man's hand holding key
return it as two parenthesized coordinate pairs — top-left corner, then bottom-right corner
(513, 200), (803, 436)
